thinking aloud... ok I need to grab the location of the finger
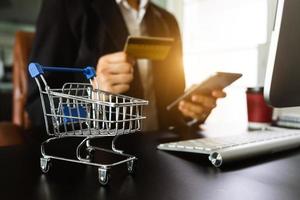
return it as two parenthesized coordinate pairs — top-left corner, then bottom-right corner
(104, 52), (136, 65)
(179, 102), (211, 122)
(93, 77), (112, 92)
(99, 62), (133, 75)
(179, 105), (201, 120)
(191, 95), (216, 109)
(180, 107), (208, 121)
(179, 101), (205, 116)
(106, 73), (134, 85)
(212, 90), (226, 98)
(111, 84), (130, 94)
(91, 78), (100, 89)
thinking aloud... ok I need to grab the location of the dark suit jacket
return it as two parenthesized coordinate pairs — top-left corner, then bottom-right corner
(26, 0), (186, 131)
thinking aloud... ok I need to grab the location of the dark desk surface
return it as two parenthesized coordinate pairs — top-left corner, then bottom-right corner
(1, 130), (300, 200)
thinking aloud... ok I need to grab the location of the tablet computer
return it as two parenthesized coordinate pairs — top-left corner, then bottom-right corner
(167, 72), (242, 110)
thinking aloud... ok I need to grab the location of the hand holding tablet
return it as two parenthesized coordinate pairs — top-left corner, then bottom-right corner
(167, 72), (242, 111)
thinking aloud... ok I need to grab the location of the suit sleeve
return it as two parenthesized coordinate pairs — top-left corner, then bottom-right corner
(150, 10), (187, 130)
(170, 16), (185, 95)
(26, 0), (80, 130)
(165, 15), (187, 129)
(168, 16), (205, 129)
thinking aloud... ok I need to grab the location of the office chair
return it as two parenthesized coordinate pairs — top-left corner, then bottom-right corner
(12, 31), (34, 129)
(0, 31), (34, 146)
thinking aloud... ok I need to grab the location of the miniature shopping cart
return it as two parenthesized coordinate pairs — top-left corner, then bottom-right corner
(28, 63), (148, 185)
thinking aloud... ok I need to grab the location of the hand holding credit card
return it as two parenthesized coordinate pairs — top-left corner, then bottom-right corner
(124, 36), (174, 60)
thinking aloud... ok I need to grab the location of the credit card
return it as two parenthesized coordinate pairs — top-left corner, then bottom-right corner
(124, 36), (174, 60)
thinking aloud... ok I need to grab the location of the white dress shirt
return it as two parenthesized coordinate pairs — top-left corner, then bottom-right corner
(116, 0), (159, 131)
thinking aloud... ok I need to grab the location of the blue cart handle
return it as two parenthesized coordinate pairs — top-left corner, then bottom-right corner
(28, 63), (96, 80)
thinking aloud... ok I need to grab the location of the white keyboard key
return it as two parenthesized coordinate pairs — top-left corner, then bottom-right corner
(195, 146), (204, 151)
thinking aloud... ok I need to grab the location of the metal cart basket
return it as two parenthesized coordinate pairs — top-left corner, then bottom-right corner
(28, 63), (148, 185)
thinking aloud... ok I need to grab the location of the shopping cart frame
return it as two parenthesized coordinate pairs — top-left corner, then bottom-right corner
(29, 63), (148, 185)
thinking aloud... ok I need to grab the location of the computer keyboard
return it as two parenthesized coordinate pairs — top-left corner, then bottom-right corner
(157, 127), (300, 167)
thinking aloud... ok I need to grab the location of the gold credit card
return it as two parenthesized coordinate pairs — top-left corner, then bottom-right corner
(124, 36), (174, 60)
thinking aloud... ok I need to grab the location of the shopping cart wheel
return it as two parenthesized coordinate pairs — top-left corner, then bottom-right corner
(127, 159), (137, 174)
(98, 168), (110, 185)
(40, 157), (51, 173)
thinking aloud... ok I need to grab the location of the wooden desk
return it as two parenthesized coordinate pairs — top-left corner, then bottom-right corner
(1, 130), (300, 200)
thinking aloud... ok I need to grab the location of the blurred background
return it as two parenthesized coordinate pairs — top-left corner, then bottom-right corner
(1, 0), (292, 133)
(0, 0), (41, 121)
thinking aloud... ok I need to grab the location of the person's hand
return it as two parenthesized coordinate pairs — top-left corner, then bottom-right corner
(178, 90), (226, 124)
(94, 52), (136, 94)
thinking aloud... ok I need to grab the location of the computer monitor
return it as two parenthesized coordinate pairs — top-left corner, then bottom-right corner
(264, 0), (300, 107)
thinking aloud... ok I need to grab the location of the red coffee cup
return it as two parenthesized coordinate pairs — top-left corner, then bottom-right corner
(246, 87), (273, 130)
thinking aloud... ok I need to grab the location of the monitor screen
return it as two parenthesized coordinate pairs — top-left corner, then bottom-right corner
(264, 0), (300, 107)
